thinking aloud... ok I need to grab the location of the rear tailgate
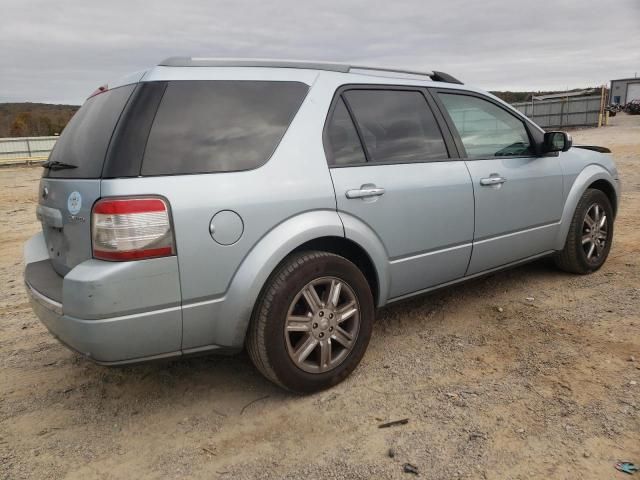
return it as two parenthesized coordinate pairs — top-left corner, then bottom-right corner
(37, 178), (101, 276)
(39, 84), (136, 276)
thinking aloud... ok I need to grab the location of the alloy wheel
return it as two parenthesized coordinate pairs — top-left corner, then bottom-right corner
(284, 277), (360, 374)
(582, 203), (609, 263)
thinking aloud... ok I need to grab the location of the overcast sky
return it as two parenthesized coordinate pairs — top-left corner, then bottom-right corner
(1, 0), (639, 104)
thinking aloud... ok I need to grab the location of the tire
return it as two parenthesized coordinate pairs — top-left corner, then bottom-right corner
(554, 188), (614, 274)
(246, 250), (374, 393)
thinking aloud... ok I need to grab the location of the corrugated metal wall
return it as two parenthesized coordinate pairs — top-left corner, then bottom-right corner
(512, 95), (603, 128)
(0, 136), (57, 164)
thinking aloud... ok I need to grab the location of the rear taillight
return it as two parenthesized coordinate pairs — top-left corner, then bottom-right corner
(92, 197), (175, 261)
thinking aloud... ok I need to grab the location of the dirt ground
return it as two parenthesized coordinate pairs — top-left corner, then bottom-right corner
(1, 115), (639, 480)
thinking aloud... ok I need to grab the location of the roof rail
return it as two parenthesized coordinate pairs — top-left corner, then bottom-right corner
(430, 71), (464, 85)
(348, 65), (434, 77)
(159, 57), (351, 72)
(348, 65), (463, 84)
(158, 57), (463, 84)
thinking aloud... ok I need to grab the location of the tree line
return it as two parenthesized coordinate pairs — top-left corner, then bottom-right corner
(0, 103), (79, 138)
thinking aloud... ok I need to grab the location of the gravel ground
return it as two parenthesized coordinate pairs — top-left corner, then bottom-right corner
(1, 114), (639, 480)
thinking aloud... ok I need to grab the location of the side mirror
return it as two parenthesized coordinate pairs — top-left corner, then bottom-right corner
(543, 131), (572, 153)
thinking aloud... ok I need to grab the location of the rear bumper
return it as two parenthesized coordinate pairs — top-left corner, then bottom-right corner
(25, 280), (181, 364)
(24, 233), (183, 364)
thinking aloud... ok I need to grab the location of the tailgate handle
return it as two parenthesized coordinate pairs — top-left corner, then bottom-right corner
(36, 205), (63, 229)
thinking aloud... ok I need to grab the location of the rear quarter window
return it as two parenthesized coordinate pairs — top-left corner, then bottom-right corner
(45, 85), (135, 178)
(141, 81), (309, 175)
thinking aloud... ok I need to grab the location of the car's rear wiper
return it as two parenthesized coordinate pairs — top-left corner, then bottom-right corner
(41, 160), (78, 170)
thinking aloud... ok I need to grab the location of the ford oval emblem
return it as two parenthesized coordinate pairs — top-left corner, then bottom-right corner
(67, 191), (82, 215)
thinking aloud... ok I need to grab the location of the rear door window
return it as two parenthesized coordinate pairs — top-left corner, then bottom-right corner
(325, 98), (366, 166)
(142, 81), (308, 175)
(45, 84), (135, 178)
(342, 89), (449, 164)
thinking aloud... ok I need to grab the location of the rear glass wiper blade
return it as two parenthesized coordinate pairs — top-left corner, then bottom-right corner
(42, 160), (78, 170)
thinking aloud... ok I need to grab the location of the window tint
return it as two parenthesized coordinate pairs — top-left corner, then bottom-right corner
(343, 90), (448, 163)
(45, 84), (135, 178)
(438, 93), (533, 158)
(103, 82), (167, 178)
(142, 81), (308, 175)
(326, 98), (366, 165)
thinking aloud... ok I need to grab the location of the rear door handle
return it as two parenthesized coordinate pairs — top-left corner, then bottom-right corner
(345, 186), (386, 199)
(480, 175), (507, 186)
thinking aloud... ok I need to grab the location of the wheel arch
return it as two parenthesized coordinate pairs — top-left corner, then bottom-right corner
(555, 165), (620, 250)
(215, 210), (388, 348)
(290, 236), (380, 306)
(588, 178), (618, 217)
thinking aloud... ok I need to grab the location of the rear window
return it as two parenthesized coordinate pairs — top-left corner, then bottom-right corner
(141, 81), (309, 175)
(45, 85), (135, 178)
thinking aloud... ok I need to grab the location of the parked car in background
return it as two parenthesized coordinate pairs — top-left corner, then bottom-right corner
(24, 58), (620, 392)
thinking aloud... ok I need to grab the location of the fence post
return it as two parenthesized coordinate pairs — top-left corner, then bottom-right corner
(26, 138), (32, 158)
(531, 97), (534, 119)
(598, 85), (604, 127)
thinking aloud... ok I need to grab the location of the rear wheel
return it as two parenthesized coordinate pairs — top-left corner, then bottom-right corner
(554, 188), (614, 274)
(246, 251), (374, 393)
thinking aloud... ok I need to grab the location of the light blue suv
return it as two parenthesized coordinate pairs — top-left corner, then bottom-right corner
(24, 58), (620, 392)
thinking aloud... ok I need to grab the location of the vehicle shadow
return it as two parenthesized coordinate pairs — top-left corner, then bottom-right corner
(60, 258), (565, 412)
(377, 257), (561, 316)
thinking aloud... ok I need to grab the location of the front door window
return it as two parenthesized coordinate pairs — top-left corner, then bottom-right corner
(438, 93), (533, 158)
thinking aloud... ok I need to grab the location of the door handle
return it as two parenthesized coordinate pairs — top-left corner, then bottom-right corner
(480, 175), (507, 186)
(345, 186), (386, 199)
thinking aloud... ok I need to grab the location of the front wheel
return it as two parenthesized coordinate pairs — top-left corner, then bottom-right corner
(554, 188), (614, 274)
(246, 251), (374, 393)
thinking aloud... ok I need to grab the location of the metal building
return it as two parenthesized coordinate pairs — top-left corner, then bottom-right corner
(610, 76), (640, 105)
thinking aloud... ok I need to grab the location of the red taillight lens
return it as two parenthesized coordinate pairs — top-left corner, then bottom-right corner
(92, 197), (175, 261)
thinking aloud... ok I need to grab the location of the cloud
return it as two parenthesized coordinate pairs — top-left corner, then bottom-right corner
(1, 0), (639, 103)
